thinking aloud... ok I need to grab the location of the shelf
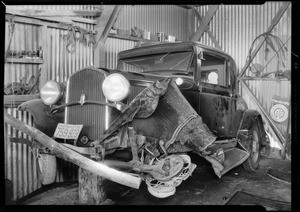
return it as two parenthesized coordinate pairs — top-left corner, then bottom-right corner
(5, 57), (44, 64)
(108, 33), (149, 42)
(4, 94), (40, 108)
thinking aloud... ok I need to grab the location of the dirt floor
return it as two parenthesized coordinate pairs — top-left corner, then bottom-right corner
(19, 153), (291, 210)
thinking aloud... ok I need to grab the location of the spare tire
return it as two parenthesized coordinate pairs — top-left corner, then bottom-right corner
(37, 154), (57, 185)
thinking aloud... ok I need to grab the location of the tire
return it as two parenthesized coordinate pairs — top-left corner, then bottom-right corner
(37, 154), (57, 185)
(243, 122), (262, 171)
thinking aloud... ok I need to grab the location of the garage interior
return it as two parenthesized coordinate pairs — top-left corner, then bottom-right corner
(2, 2), (296, 210)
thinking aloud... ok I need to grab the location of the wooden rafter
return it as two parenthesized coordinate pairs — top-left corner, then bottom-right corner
(93, 5), (123, 67)
(190, 5), (219, 42)
(5, 7), (98, 25)
(192, 7), (222, 49)
(238, 2), (291, 77)
(5, 7), (102, 17)
(95, 5), (123, 45)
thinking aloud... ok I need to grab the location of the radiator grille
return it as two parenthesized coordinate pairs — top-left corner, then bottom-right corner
(66, 68), (148, 141)
(66, 68), (107, 141)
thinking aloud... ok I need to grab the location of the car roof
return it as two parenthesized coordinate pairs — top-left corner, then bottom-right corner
(118, 41), (233, 60)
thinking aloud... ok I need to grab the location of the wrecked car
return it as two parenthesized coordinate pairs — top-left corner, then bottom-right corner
(15, 41), (270, 198)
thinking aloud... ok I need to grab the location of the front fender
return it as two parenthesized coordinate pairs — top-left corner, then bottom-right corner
(18, 99), (64, 137)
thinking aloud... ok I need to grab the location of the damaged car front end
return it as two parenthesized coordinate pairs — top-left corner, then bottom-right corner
(14, 41), (270, 198)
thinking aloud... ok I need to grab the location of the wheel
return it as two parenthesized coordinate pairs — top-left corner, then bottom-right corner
(243, 122), (262, 171)
(37, 154), (57, 185)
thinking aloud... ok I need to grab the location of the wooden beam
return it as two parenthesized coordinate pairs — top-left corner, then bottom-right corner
(187, 8), (195, 41)
(96, 5), (123, 45)
(6, 8), (97, 25)
(177, 5), (194, 9)
(94, 5), (123, 68)
(39, 25), (48, 91)
(192, 7), (222, 49)
(4, 94), (40, 108)
(190, 5), (219, 41)
(239, 2), (290, 77)
(4, 112), (142, 189)
(6, 7), (102, 17)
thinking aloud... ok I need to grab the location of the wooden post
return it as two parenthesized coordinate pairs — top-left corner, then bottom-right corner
(93, 5), (123, 68)
(190, 5), (219, 42)
(78, 167), (107, 205)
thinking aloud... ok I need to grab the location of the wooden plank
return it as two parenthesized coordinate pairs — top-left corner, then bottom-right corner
(96, 5), (123, 44)
(3, 112), (142, 189)
(5, 57), (44, 64)
(5, 10), (97, 25)
(239, 2), (290, 77)
(190, 5), (219, 41)
(94, 5), (123, 67)
(39, 25), (48, 90)
(238, 76), (289, 81)
(6, 7), (102, 17)
(4, 94), (40, 108)
(192, 7), (222, 49)
(187, 8), (195, 40)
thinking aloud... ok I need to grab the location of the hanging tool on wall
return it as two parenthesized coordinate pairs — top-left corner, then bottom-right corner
(61, 24), (77, 53)
(60, 23), (97, 53)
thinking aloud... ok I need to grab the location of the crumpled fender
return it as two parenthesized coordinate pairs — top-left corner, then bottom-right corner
(17, 99), (64, 137)
(131, 80), (216, 152)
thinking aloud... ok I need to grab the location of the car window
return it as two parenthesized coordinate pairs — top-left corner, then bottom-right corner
(200, 53), (227, 87)
(118, 51), (194, 75)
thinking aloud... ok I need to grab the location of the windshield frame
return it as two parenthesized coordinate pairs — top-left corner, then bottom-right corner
(117, 51), (195, 75)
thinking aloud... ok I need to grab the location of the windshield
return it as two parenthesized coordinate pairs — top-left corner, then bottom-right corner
(118, 51), (194, 75)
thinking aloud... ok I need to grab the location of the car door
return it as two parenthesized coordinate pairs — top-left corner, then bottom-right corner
(197, 52), (237, 138)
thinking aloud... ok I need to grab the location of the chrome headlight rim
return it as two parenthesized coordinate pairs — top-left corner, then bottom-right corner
(40, 80), (63, 105)
(102, 73), (130, 102)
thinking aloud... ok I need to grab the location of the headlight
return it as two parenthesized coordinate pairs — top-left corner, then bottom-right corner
(175, 78), (184, 86)
(102, 73), (130, 102)
(40, 80), (63, 105)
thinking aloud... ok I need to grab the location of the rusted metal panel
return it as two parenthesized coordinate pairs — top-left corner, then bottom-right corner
(195, 2), (291, 147)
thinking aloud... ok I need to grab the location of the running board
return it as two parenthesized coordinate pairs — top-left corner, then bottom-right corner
(200, 140), (250, 178)
(212, 147), (250, 178)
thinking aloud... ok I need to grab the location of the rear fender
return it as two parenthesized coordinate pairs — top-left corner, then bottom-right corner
(237, 109), (268, 147)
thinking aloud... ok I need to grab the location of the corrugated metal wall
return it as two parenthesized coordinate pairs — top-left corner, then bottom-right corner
(195, 2), (291, 147)
(114, 5), (189, 42)
(4, 5), (95, 202)
(104, 5), (189, 69)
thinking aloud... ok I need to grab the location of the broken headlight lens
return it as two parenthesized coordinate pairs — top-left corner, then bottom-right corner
(102, 73), (130, 102)
(40, 80), (63, 105)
